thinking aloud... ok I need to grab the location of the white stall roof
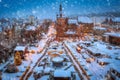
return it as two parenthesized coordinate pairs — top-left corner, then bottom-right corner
(52, 56), (64, 63)
(14, 46), (26, 51)
(54, 70), (71, 77)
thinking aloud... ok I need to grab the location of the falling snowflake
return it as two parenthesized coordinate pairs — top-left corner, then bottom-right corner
(36, 6), (39, 9)
(65, 1), (68, 4)
(107, 0), (111, 6)
(70, 4), (74, 7)
(3, 4), (9, 8)
(32, 10), (37, 14)
(81, 0), (84, 2)
(74, 1), (77, 4)
(52, 6), (56, 10)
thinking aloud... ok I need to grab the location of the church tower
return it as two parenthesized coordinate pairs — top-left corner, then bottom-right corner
(56, 1), (68, 39)
(59, 3), (63, 18)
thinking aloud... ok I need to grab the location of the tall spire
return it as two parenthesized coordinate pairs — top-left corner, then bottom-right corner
(59, 0), (62, 18)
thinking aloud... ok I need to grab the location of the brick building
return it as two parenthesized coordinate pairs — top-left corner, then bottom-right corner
(103, 33), (120, 45)
(55, 3), (94, 41)
(78, 16), (94, 33)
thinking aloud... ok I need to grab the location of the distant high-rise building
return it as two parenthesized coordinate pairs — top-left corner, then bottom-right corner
(29, 15), (35, 25)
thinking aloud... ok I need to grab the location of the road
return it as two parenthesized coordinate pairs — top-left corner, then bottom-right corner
(20, 24), (56, 80)
(24, 47), (48, 80)
(64, 41), (109, 80)
(63, 42), (90, 80)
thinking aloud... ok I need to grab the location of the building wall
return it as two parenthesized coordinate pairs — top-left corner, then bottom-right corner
(56, 17), (94, 40)
(102, 34), (120, 45)
(109, 36), (120, 45)
(56, 17), (68, 37)
(57, 18), (68, 26)
(102, 35), (109, 42)
(93, 29), (106, 36)
(81, 23), (94, 33)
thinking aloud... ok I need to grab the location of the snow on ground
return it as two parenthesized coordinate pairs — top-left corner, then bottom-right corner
(2, 46), (43, 80)
(38, 75), (49, 80)
(14, 45), (26, 51)
(38, 39), (48, 51)
(64, 40), (120, 80)
(1, 27), (51, 80)
(1, 22), (120, 80)
(54, 69), (71, 77)
(86, 41), (120, 57)
(28, 42), (81, 80)
(1, 22), (56, 80)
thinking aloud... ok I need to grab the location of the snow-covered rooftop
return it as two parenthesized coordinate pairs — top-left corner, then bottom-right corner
(93, 26), (107, 30)
(26, 25), (36, 31)
(68, 19), (78, 25)
(94, 17), (106, 24)
(104, 32), (120, 37)
(112, 17), (120, 22)
(14, 46), (26, 51)
(78, 16), (93, 23)
(65, 30), (76, 35)
(52, 56), (64, 63)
